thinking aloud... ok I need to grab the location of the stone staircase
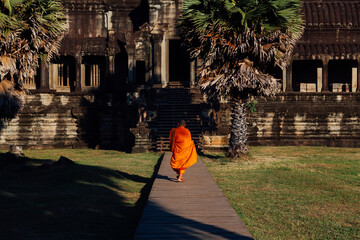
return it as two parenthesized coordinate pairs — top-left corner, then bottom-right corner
(155, 82), (207, 151)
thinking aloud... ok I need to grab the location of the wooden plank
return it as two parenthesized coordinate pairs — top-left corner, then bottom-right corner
(147, 198), (231, 206)
(134, 237), (250, 240)
(150, 185), (223, 191)
(149, 192), (225, 198)
(150, 185), (222, 190)
(144, 202), (233, 209)
(134, 237), (249, 240)
(146, 197), (229, 202)
(135, 232), (252, 240)
(136, 222), (250, 233)
(139, 216), (244, 224)
(141, 210), (239, 218)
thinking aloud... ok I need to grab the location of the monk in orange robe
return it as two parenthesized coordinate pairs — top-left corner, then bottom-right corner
(169, 120), (197, 182)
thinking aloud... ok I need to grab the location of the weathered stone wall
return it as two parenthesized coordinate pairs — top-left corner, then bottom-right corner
(0, 94), (81, 149)
(204, 93), (360, 149)
(248, 93), (360, 147)
(0, 92), (141, 151)
(1, 92), (360, 151)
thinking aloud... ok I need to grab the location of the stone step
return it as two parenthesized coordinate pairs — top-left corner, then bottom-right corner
(154, 86), (207, 151)
(157, 128), (202, 132)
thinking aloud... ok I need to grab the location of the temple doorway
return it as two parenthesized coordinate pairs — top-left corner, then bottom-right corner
(292, 60), (321, 92)
(169, 39), (190, 84)
(328, 60), (355, 92)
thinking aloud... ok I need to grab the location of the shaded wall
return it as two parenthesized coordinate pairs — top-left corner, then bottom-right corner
(0, 93), (138, 151)
(0, 94), (80, 149)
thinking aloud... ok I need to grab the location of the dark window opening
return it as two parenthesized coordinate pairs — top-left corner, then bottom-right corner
(136, 61), (146, 84)
(169, 40), (190, 83)
(116, 55), (128, 85)
(292, 60), (321, 92)
(328, 60), (355, 92)
(265, 65), (282, 80)
(82, 56), (106, 87)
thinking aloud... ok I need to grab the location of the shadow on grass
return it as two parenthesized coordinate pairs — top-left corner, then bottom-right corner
(0, 153), (163, 240)
(198, 152), (224, 160)
(199, 152), (253, 165)
(198, 152), (235, 165)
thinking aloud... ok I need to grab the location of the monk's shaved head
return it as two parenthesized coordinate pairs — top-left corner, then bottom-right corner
(178, 119), (186, 126)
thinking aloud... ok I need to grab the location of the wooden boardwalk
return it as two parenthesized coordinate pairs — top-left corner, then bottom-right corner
(134, 152), (253, 240)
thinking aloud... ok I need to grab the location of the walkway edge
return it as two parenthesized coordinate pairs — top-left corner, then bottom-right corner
(134, 152), (253, 240)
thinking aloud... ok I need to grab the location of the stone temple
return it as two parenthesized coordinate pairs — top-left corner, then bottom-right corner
(1, 0), (360, 151)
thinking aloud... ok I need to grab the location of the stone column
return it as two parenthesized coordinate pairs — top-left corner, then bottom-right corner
(107, 54), (116, 90)
(190, 60), (196, 87)
(105, 9), (116, 90)
(39, 60), (49, 91)
(75, 55), (82, 92)
(146, 44), (152, 83)
(357, 56), (360, 92)
(152, 34), (162, 85)
(351, 67), (357, 92)
(322, 56), (329, 92)
(161, 36), (168, 88)
(128, 51), (136, 85)
(282, 68), (286, 92)
(48, 63), (58, 90)
(317, 67), (323, 92)
(285, 61), (293, 92)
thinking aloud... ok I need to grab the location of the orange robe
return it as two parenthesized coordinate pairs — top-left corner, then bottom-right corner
(169, 126), (197, 174)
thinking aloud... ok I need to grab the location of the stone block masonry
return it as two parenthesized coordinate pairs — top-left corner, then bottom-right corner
(248, 93), (360, 147)
(0, 94), (82, 149)
(204, 93), (360, 149)
(0, 92), (141, 151)
(1, 92), (360, 150)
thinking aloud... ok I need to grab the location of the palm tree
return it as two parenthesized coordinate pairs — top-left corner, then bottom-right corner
(0, 0), (67, 120)
(180, 0), (303, 158)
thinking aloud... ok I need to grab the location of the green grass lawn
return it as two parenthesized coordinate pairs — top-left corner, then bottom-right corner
(0, 149), (162, 240)
(202, 146), (360, 240)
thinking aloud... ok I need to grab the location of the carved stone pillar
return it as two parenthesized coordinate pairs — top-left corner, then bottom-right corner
(130, 123), (151, 153)
(357, 56), (360, 92)
(285, 61), (293, 92)
(190, 60), (196, 87)
(322, 56), (329, 92)
(75, 55), (82, 92)
(152, 34), (162, 85)
(161, 36), (169, 88)
(317, 67), (323, 92)
(106, 52), (116, 90)
(282, 68), (286, 92)
(39, 60), (49, 91)
(128, 48), (136, 85)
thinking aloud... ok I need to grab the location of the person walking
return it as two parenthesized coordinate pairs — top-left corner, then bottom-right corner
(169, 120), (197, 182)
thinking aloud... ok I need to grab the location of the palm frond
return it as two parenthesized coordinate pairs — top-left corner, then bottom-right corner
(0, 0), (68, 120)
(181, 0), (303, 99)
(3, 0), (24, 14)
(181, 0), (303, 156)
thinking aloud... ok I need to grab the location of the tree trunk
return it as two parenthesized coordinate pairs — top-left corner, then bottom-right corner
(228, 99), (249, 158)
